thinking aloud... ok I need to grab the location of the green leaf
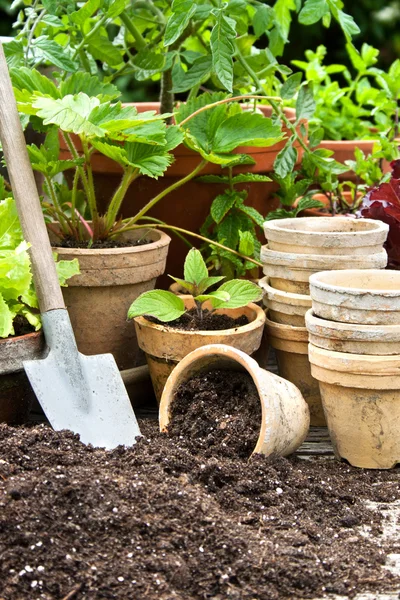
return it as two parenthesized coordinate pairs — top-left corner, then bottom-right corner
(4, 40), (25, 69)
(294, 197), (324, 215)
(210, 11), (236, 92)
(32, 37), (78, 72)
(164, 126), (184, 151)
(274, 0), (296, 42)
(280, 72), (302, 100)
(87, 33), (123, 66)
(59, 72), (120, 101)
(211, 191), (237, 224)
(164, 0), (197, 46)
(253, 4), (273, 37)
(55, 258), (80, 285)
(213, 113), (282, 153)
(133, 50), (166, 81)
(308, 126), (324, 148)
(168, 276), (195, 294)
(127, 290), (185, 322)
(184, 248), (208, 285)
(236, 203), (265, 228)
(197, 173), (271, 184)
(195, 290), (230, 305)
(217, 211), (243, 249)
(69, 0), (100, 25)
(106, 0), (127, 18)
(197, 275), (226, 294)
(0, 293), (14, 338)
(172, 56), (212, 93)
(0, 197), (24, 249)
(336, 9), (360, 40)
(238, 230), (255, 256)
(125, 142), (174, 178)
(298, 0), (329, 25)
(274, 142), (297, 178)
(11, 67), (59, 99)
(32, 94), (104, 136)
(295, 84), (316, 121)
(212, 279), (263, 309)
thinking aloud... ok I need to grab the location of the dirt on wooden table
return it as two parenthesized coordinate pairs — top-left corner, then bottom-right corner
(0, 406), (399, 599)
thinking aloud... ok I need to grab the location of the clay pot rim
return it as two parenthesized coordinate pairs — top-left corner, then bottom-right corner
(265, 312), (308, 341)
(309, 269), (400, 298)
(261, 245), (387, 268)
(0, 330), (42, 347)
(309, 342), (400, 377)
(259, 276), (312, 304)
(134, 298), (265, 336)
(158, 343), (273, 456)
(50, 227), (171, 257)
(305, 309), (400, 339)
(263, 216), (388, 241)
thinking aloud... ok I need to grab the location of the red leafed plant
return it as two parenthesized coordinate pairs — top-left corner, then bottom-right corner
(359, 160), (400, 269)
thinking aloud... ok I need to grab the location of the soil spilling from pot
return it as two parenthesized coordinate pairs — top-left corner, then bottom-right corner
(147, 308), (249, 331)
(0, 421), (399, 600)
(54, 237), (151, 249)
(168, 369), (261, 459)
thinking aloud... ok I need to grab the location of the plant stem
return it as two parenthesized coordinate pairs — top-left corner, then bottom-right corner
(43, 177), (70, 235)
(136, 216), (192, 248)
(81, 138), (99, 237)
(160, 68), (174, 118)
(120, 160), (208, 229)
(71, 168), (80, 228)
(120, 11), (146, 49)
(105, 167), (139, 229)
(71, 14), (110, 61)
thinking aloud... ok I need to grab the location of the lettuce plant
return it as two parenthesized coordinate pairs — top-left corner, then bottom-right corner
(0, 178), (80, 338)
(127, 248), (262, 323)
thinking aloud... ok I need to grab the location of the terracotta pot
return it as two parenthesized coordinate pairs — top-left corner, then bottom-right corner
(51, 228), (170, 370)
(265, 313), (325, 427)
(59, 103), (306, 287)
(159, 343), (310, 457)
(309, 343), (400, 469)
(259, 276), (311, 326)
(0, 331), (45, 424)
(261, 245), (387, 295)
(306, 309), (400, 355)
(134, 297), (266, 401)
(317, 139), (375, 181)
(309, 269), (400, 325)
(264, 216), (389, 256)
(295, 192), (363, 217)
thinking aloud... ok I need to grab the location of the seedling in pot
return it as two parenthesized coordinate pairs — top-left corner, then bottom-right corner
(127, 248), (263, 323)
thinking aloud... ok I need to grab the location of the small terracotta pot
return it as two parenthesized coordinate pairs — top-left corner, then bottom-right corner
(261, 245), (387, 294)
(309, 269), (400, 325)
(259, 276), (311, 326)
(265, 313), (325, 426)
(306, 309), (400, 355)
(134, 297), (266, 401)
(50, 228), (170, 371)
(317, 140), (375, 181)
(264, 216), (388, 256)
(0, 331), (45, 424)
(309, 343), (400, 469)
(159, 343), (310, 457)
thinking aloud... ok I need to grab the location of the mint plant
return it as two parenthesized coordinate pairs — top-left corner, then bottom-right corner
(127, 248), (262, 323)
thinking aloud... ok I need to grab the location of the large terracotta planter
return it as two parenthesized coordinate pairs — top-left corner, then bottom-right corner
(306, 309), (400, 355)
(309, 343), (400, 469)
(259, 276), (311, 326)
(261, 245), (387, 294)
(309, 269), (400, 325)
(51, 228), (171, 370)
(134, 297), (266, 401)
(159, 344), (310, 457)
(265, 313), (325, 426)
(59, 103), (306, 286)
(317, 139), (376, 181)
(263, 216), (388, 256)
(0, 331), (45, 424)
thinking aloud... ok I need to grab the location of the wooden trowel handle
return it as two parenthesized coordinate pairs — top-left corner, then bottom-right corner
(0, 44), (65, 313)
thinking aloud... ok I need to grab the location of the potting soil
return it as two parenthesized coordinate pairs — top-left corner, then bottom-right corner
(55, 238), (151, 249)
(147, 308), (249, 331)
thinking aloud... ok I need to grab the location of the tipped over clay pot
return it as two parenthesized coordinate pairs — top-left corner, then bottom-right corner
(259, 276), (312, 326)
(261, 246), (387, 294)
(309, 269), (400, 325)
(263, 216), (388, 255)
(309, 343), (400, 469)
(159, 344), (310, 457)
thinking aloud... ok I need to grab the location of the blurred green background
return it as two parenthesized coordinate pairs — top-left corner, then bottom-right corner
(1, 0), (400, 101)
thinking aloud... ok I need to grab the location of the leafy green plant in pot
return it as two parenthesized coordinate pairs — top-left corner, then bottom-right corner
(127, 248), (265, 401)
(0, 178), (79, 423)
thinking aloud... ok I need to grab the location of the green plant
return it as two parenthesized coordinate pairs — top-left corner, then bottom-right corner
(127, 247), (262, 322)
(0, 177), (79, 338)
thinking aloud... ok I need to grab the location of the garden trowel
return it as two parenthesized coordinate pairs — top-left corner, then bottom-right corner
(0, 43), (141, 449)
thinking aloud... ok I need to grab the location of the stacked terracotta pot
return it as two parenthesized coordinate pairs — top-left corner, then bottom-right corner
(307, 269), (400, 469)
(259, 217), (389, 427)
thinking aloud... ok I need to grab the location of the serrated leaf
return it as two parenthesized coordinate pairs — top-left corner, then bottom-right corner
(308, 126), (324, 148)
(87, 33), (123, 66)
(106, 0), (127, 18)
(295, 84), (316, 121)
(274, 142), (297, 178)
(294, 197), (325, 214)
(59, 72), (120, 101)
(69, 0), (100, 25)
(238, 230), (255, 256)
(125, 142), (173, 177)
(127, 290), (185, 322)
(336, 9), (360, 40)
(236, 203), (265, 227)
(280, 72), (302, 100)
(212, 279), (262, 309)
(11, 67), (60, 100)
(55, 258), (80, 286)
(217, 212), (243, 249)
(32, 37), (78, 72)
(210, 11), (236, 92)
(32, 93), (104, 136)
(213, 113), (282, 153)
(133, 50), (166, 80)
(274, 0), (296, 42)
(4, 40), (25, 69)
(164, 0), (197, 46)
(298, 0), (328, 25)
(253, 4), (273, 37)
(211, 191), (237, 224)
(0, 293), (14, 338)
(171, 55), (212, 93)
(184, 248), (208, 285)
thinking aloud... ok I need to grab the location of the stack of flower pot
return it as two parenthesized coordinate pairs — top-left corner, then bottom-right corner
(307, 269), (400, 469)
(260, 217), (389, 427)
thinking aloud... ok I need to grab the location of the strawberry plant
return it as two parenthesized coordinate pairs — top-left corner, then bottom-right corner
(127, 247), (262, 322)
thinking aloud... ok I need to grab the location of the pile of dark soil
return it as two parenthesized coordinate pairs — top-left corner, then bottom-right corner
(11, 315), (36, 337)
(168, 369), (261, 458)
(56, 237), (150, 250)
(0, 420), (399, 600)
(148, 308), (249, 331)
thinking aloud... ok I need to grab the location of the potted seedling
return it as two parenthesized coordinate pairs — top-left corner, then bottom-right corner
(127, 248), (265, 400)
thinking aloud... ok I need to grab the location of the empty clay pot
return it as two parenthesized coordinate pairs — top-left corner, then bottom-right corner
(309, 269), (400, 325)
(265, 314), (325, 426)
(261, 245), (387, 294)
(309, 343), (400, 469)
(134, 297), (266, 401)
(159, 344), (310, 457)
(305, 309), (400, 355)
(259, 276), (311, 326)
(263, 216), (388, 256)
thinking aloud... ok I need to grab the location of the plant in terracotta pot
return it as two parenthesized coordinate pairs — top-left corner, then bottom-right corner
(0, 180), (79, 424)
(127, 248), (265, 400)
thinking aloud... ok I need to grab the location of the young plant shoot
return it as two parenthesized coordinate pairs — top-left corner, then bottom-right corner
(127, 248), (263, 323)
